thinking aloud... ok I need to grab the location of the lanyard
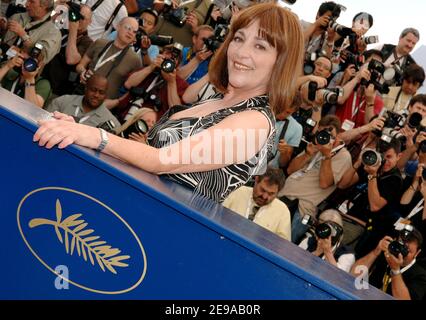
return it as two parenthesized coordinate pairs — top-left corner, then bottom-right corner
(304, 143), (345, 173)
(10, 78), (20, 95)
(94, 44), (122, 71)
(406, 198), (424, 220)
(351, 91), (366, 120)
(382, 259), (416, 292)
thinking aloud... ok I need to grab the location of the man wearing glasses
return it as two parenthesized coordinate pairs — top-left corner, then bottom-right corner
(76, 17), (143, 99)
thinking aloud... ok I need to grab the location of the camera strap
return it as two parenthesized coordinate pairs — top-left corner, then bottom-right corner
(94, 42), (130, 76)
(272, 119), (290, 158)
(304, 143), (346, 173)
(90, 0), (105, 12)
(351, 91), (366, 120)
(104, 1), (125, 32)
(14, 15), (51, 47)
(406, 198), (424, 220)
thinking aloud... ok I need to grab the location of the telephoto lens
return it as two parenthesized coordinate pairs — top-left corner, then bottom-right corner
(122, 119), (149, 139)
(361, 149), (382, 166)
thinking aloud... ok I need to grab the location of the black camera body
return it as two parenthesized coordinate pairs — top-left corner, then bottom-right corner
(361, 59), (390, 94)
(301, 215), (344, 246)
(67, 1), (83, 22)
(203, 24), (229, 53)
(163, 1), (188, 28)
(23, 42), (43, 72)
(160, 42), (183, 73)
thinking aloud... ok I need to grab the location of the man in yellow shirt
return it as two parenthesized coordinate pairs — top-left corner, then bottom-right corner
(222, 167), (291, 241)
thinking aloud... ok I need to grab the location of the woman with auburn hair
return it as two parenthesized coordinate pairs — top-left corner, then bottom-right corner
(34, 2), (304, 202)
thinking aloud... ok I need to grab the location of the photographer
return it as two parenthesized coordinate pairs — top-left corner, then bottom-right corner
(281, 115), (352, 244)
(0, 51), (50, 107)
(382, 64), (425, 113)
(376, 28), (419, 87)
(299, 209), (355, 272)
(75, 17), (143, 99)
(0, 0), (61, 64)
(395, 94), (426, 172)
(351, 229), (426, 300)
(46, 74), (120, 132)
(338, 138), (403, 258)
(85, 0), (128, 40)
(117, 107), (158, 143)
(177, 24), (214, 84)
(335, 49), (385, 128)
(152, 0), (213, 47)
(301, 1), (342, 60)
(43, 3), (93, 96)
(223, 167), (291, 241)
(268, 93), (303, 171)
(112, 43), (188, 120)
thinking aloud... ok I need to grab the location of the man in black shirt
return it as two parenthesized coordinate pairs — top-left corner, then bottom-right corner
(351, 228), (426, 300)
(338, 138), (403, 258)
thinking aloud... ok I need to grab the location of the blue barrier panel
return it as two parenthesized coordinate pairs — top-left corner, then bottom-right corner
(0, 88), (392, 299)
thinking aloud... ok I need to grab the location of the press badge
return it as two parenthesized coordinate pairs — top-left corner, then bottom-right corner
(342, 119), (355, 131)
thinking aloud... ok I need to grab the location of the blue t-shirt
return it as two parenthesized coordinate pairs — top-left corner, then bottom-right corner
(269, 116), (303, 168)
(181, 47), (210, 85)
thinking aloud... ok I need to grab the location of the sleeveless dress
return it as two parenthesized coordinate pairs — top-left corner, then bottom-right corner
(146, 94), (276, 203)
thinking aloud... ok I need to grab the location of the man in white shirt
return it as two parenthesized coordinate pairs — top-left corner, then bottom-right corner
(86, 0), (128, 40)
(222, 167), (291, 241)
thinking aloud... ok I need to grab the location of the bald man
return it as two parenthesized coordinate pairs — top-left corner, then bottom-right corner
(76, 17), (142, 99)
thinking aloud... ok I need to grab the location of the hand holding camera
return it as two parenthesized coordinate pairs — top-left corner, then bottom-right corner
(314, 14), (330, 29)
(196, 48), (213, 62)
(6, 53), (24, 70)
(313, 235), (333, 257)
(374, 235), (393, 256)
(367, 116), (385, 132)
(305, 142), (319, 157)
(185, 11), (199, 31)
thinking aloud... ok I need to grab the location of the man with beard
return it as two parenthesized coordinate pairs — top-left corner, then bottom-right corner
(45, 75), (120, 132)
(222, 167), (291, 241)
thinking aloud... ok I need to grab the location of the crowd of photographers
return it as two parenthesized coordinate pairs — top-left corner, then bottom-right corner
(1, 0), (426, 299)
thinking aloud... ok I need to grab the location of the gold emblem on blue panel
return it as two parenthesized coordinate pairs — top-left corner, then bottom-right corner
(17, 187), (148, 295)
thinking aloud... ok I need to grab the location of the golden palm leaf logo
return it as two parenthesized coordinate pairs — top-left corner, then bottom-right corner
(28, 199), (130, 274)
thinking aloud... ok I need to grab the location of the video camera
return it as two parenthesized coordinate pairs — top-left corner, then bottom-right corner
(163, 0), (188, 27)
(301, 214), (344, 246)
(203, 24), (229, 53)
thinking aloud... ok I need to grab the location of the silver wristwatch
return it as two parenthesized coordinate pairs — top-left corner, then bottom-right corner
(96, 128), (109, 152)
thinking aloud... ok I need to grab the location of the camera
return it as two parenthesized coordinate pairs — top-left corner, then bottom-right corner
(306, 81), (343, 104)
(303, 52), (316, 75)
(300, 118), (317, 143)
(362, 35), (379, 45)
(121, 119), (149, 139)
(407, 112), (422, 130)
(388, 225), (414, 258)
(124, 87), (162, 121)
(97, 120), (117, 134)
(134, 25), (174, 51)
(320, 88), (343, 105)
(361, 59), (391, 94)
(203, 24), (229, 53)
(314, 128), (333, 145)
(163, 0), (188, 28)
(326, 3), (346, 30)
(301, 215), (344, 246)
(213, 0), (252, 21)
(360, 148), (383, 167)
(23, 43), (43, 72)
(68, 0), (85, 22)
(160, 42), (183, 73)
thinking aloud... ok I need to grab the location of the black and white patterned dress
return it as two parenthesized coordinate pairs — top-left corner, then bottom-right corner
(147, 94), (276, 203)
